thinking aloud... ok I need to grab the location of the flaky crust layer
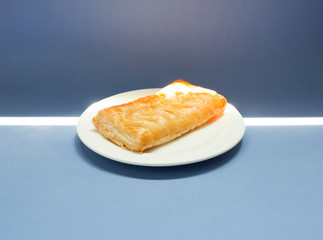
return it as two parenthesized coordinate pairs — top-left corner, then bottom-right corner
(92, 80), (227, 152)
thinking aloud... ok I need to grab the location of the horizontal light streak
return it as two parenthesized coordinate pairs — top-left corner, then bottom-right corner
(0, 117), (323, 126)
(244, 117), (323, 126)
(0, 117), (78, 126)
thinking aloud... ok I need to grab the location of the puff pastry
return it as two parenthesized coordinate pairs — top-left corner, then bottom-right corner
(92, 80), (227, 152)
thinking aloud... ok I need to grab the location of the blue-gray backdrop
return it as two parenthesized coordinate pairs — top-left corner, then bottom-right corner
(1, 0), (322, 116)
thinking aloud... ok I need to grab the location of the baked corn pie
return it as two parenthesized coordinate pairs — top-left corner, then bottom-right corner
(92, 80), (227, 152)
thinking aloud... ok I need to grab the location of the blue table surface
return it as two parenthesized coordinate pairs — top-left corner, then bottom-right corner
(1, 125), (322, 240)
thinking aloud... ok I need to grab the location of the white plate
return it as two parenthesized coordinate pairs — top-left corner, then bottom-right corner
(77, 88), (245, 167)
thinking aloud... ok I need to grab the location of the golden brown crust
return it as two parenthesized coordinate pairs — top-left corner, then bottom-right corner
(92, 80), (227, 152)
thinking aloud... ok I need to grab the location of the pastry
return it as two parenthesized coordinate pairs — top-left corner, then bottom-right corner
(92, 80), (227, 152)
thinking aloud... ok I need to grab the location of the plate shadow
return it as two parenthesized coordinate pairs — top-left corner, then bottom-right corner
(74, 135), (242, 180)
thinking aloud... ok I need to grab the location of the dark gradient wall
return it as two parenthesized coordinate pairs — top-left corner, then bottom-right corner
(1, 0), (322, 116)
